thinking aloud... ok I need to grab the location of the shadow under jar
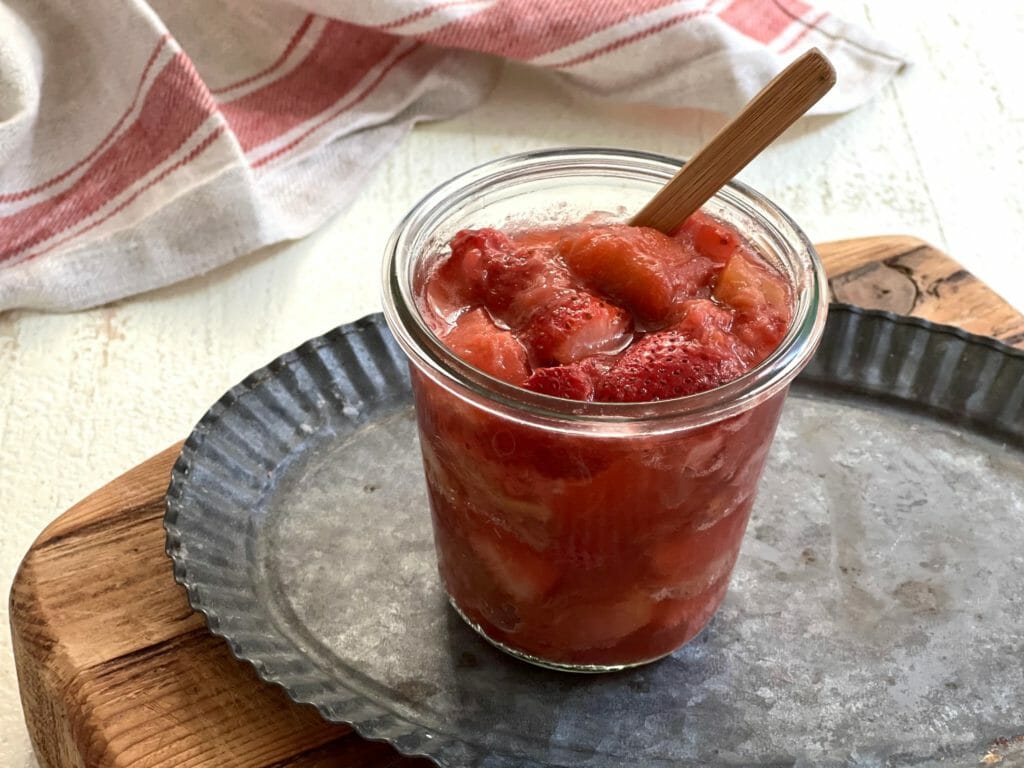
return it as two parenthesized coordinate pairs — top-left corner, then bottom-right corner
(382, 148), (827, 672)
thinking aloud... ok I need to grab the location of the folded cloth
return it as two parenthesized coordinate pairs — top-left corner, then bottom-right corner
(0, 0), (903, 312)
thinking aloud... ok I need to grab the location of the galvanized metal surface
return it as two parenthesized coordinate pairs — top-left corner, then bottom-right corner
(166, 308), (1024, 767)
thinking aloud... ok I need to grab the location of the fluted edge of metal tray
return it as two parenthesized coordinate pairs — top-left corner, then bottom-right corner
(164, 305), (1024, 767)
(798, 304), (1024, 445)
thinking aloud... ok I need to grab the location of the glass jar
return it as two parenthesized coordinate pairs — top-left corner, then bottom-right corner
(381, 148), (827, 672)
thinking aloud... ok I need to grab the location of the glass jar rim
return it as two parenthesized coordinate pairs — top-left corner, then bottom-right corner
(382, 147), (828, 432)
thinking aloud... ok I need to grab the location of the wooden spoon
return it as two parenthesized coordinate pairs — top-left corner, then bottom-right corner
(631, 48), (837, 234)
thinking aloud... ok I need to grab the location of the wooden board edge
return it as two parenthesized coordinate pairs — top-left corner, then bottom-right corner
(816, 234), (931, 263)
(9, 445), (183, 768)
(32, 443), (184, 546)
(11, 553), (102, 768)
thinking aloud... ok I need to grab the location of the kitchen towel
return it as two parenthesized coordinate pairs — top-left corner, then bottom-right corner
(0, 0), (903, 311)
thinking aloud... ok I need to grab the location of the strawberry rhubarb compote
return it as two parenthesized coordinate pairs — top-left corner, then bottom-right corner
(382, 150), (827, 671)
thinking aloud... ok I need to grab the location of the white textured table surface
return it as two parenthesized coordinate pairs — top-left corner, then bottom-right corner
(2, 2), (1023, 765)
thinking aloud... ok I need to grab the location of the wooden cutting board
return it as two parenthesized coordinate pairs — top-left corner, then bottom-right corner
(11, 237), (1024, 768)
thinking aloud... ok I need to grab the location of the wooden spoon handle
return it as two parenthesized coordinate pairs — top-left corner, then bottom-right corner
(631, 48), (837, 233)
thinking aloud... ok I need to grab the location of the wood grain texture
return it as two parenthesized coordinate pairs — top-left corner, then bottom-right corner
(10, 238), (1023, 768)
(821, 236), (1024, 345)
(630, 49), (836, 232)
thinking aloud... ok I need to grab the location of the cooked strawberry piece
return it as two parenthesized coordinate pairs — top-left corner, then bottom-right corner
(650, 511), (746, 591)
(504, 251), (575, 329)
(525, 363), (596, 401)
(669, 298), (746, 370)
(448, 228), (568, 327)
(679, 210), (740, 264)
(674, 424), (729, 478)
(450, 228), (512, 276)
(733, 317), (789, 364)
(713, 250), (791, 320)
(450, 229), (571, 328)
(595, 330), (745, 402)
(422, 232), (496, 328)
(498, 423), (615, 481)
(672, 252), (719, 301)
(560, 224), (718, 325)
(468, 529), (560, 604)
(652, 578), (729, 633)
(577, 353), (615, 380)
(547, 591), (653, 651)
(444, 228), (508, 298)
(695, 222), (739, 264)
(713, 250), (792, 362)
(518, 290), (631, 366)
(670, 298), (734, 343)
(559, 225), (679, 324)
(484, 248), (571, 326)
(423, 228), (526, 329)
(548, 458), (660, 568)
(441, 308), (531, 385)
